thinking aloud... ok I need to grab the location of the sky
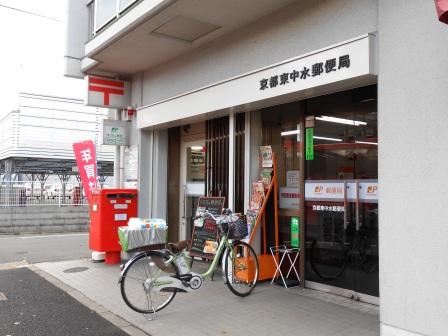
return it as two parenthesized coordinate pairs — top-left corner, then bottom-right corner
(0, 0), (84, 114)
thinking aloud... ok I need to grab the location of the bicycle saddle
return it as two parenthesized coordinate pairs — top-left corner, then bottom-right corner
(168, 240), (190, 253)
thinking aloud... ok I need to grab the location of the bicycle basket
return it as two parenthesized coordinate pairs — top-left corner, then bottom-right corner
(228, 215), (248, 239)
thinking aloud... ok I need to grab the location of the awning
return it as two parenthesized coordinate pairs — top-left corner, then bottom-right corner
(435, 0), (448, 24)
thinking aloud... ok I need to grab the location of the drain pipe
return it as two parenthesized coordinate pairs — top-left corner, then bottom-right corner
(114, 109), (121, 188)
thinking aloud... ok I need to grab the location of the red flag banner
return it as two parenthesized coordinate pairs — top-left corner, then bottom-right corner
(435, 0), (448, 24)
(73, 140), (99, 204)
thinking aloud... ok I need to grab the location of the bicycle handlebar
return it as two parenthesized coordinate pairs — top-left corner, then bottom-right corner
(193, 208), (233, 222)
(193, 209), (217, 221)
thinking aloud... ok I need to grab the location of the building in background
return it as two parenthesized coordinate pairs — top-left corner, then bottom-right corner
(0, 92), (113, 181)
(0, 1), (113, 201)
(0, 92), (113, 206)
(65, 1), (448, 336)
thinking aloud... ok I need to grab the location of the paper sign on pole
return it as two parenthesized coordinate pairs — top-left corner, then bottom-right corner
(260, 146), (273, 167)
(73, 140), (99, 204)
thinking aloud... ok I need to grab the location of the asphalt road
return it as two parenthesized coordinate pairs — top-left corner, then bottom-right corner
(0, 233), (91, 264)
(0, 268), (128, 336)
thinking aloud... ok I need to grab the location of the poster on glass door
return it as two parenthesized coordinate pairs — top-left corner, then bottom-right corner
(260, 146), (273, 167)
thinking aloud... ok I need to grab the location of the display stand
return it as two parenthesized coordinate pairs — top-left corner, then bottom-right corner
(244, 152), (280, 281)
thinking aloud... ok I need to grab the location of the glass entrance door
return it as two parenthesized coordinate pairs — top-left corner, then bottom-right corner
(305, 181), (378, 301)
(304, 86), (378, 303)
(180, 141), (205, 241)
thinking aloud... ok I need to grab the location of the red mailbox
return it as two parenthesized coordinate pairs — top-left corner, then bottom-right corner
(89, 189), (138, 264)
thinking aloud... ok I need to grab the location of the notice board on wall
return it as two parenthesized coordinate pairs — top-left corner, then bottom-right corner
(189, 197), (225, 259)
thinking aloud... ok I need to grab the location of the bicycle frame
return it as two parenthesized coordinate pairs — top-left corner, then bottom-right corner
(119, 209), (259, 314)
(120, 208), (242, 296)
(198, 232), (232, 279)
(189, 210), (237, 279)
(119, 233), (234, 293)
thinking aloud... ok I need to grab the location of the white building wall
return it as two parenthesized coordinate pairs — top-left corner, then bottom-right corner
(137, 129), (152, 218)
(135, 0), (378, 219)
(0, 111), (19, 159)
(141, 0), (378, 106)
(378, 1), (448, 336)
(137, 129), (167, 219)
(64, 0), (89, 78)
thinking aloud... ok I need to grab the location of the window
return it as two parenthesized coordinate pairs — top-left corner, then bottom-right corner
(92, 0), (139, 34)
(119, 0), (138, 13)
(95, 0), (116, 32)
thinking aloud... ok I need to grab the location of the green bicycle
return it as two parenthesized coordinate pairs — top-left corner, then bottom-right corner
(119, 209), (259, 314)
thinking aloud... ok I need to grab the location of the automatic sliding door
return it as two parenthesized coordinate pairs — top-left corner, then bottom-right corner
(305, 180), (378, 299)
(304, 85), (378, 301)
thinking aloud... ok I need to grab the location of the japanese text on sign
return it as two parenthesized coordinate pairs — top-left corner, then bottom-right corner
(259, 55), (351, 90)
(312, 205), (344, 212)
(305, 128), (314, 160)
(73, 140), (99, 203)
(279, 187), (300, 210)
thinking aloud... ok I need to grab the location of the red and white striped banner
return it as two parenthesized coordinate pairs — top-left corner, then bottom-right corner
(85, 76), (130, 108)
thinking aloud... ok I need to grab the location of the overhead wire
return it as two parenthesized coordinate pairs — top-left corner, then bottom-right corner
(0, 3), (62, 22)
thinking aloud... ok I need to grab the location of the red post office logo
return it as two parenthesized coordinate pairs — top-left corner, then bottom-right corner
(314, 186), (323, 193)
(367, 185), (378, 194)
(88, 77), (124, 106)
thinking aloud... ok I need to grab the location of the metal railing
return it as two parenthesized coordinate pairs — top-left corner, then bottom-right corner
(0, 181), (89, 207)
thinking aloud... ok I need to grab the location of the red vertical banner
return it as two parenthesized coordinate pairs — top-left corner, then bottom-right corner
(435, 0), (448, 24)
(73, 140), (99, 204)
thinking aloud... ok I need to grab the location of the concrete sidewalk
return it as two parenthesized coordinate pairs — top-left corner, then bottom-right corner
(35, 259), (379, 336)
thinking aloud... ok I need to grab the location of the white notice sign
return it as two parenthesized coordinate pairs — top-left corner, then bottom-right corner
(102, 119), (130, 146)
(286, 170), (300, 188)
(115, 214), (127, 221)
(279, 187), (300, 209)
(124, 145), (139, 188)
(305, 180), (378, 202)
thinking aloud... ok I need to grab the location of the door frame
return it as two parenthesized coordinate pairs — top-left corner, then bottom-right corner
(305, 280), (379, 305)
(179, 140), (205, 241)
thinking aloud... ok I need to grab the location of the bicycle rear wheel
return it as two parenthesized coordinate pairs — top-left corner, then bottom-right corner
(310, 239), (347, 280)
(120, 251), (178, 314)
(224, 241), (259, 297)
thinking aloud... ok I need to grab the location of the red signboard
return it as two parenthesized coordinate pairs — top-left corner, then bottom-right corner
(89, 77), (124, 106)
(435, 0), (448, 24)
(85, 75), (130, 109)
(73, 140), (99, 204)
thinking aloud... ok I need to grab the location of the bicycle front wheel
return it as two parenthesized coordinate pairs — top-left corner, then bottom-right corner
(120, 251), (178, 314)
(224, 241), (259, 297)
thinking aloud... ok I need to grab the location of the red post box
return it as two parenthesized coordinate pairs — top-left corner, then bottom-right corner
(89, 189), (138, 264)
